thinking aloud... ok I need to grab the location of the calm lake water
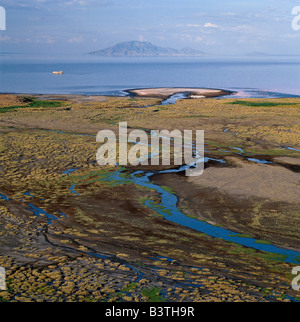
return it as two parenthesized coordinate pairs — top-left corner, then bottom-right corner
(1, 54), (300, 98)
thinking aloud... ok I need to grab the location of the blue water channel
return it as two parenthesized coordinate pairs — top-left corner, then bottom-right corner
(1, 127), (299, 264)
(68, 158), (300, 264)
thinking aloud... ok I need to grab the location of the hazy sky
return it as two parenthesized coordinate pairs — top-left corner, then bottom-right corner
(1, 0), (300, 55)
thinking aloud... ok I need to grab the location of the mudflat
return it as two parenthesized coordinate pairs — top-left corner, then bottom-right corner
(0, 92), (299, 302)
(188, 156), (300, 204)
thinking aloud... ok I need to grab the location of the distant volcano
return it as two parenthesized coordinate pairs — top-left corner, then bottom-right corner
(89, 41), (206, 57)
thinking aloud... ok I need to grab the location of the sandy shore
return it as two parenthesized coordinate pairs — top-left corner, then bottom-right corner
(1, 88), (232, 103)
(127, 87), (233, 99)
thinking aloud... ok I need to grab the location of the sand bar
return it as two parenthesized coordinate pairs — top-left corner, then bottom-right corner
(127, 87), (233, 99)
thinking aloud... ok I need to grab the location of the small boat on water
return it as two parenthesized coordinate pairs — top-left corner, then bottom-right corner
(52, 71), (64, 75)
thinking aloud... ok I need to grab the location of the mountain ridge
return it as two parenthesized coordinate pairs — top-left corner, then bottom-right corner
(89, 41), (206, 57)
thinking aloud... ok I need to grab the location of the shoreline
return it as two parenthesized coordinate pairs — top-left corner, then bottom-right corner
(2, 87), (300, 101)
(0, 87), (234, 101)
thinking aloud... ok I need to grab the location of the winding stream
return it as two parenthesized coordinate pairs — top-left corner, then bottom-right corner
(67, 162), (300, 264)
(3, 142), (299, 263)
(1, 94), (300, 264)
(160, 93), (191, 105)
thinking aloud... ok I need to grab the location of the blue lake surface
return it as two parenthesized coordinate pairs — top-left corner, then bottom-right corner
(1, 54), (300, 97)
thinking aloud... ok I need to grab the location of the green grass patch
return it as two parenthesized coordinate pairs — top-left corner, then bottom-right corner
(0, 106), (26, 113)
(0, 99), (65, 113)
(293, 256), (300, 263)
(0, 296), (9, 303)
(228, 100), (297, 107)
(147, 202), (171, 216)
(254, 239), (272, 245)
(206, 140), (230, 148)
(27, 100), (65, 108)
(229, 233), (253, 239)
(246, 148), (298, 157)
(141, 287), (166, 302)
(183, 213), (199, 220)
(161, 186), (175, 195)
(122, 282), (138, 293)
